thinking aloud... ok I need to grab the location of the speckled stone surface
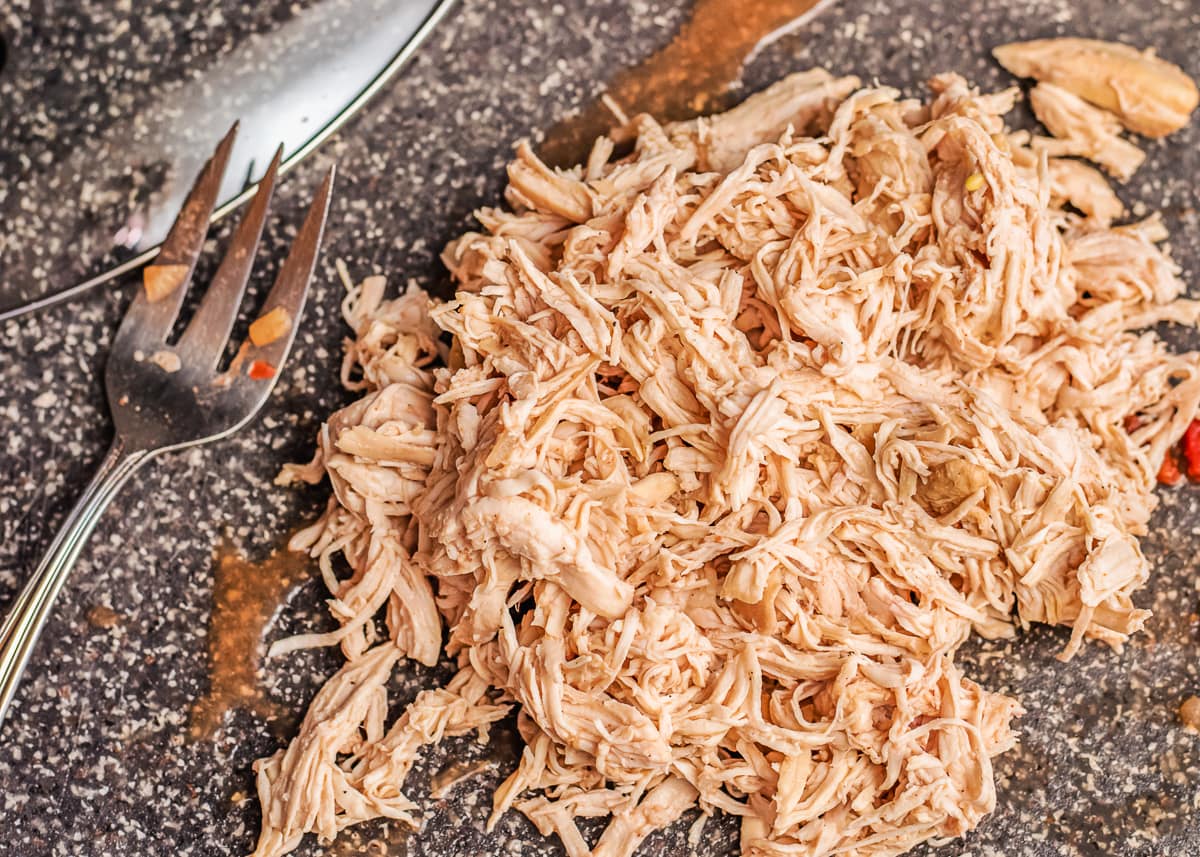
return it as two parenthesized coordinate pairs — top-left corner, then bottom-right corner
(2, 1), (1200, 855)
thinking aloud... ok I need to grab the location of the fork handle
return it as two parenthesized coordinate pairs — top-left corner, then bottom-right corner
(0, 440), (152, 731)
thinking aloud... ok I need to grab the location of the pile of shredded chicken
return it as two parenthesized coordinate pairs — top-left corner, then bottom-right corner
(251, 68), (1200, 857)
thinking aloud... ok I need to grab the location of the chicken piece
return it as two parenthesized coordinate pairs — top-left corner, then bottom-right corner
(995, 37), (1199, 137)
(592, 777), (699, 857)
(1047, 158), (1124, 225)
(462, 495), (634, 620)
(670, 68), (861, 172)
(1029, 82), (1145, 180)
(507, 141), (594, 222)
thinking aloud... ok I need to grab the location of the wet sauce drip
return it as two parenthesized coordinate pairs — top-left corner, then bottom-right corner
(540, 0), (827, 167)
(189, 538), (313, 741)
(429, 757), (495, 799)
(87, 604), (122, 629)
(327, 822), (412, 857)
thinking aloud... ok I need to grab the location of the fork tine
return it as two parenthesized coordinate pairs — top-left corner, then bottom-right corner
(175, 144), (283, 371)
(116, 123), (238, 345)
(237, 166), (335, 381)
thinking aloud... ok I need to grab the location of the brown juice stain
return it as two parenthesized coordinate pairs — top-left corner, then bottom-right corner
(87, 604), (122, 629)
(328, 823), (413, 857)
(540, 0), (827, 167)
(188, 537), (313, 741)
(429, 757), (495, 799)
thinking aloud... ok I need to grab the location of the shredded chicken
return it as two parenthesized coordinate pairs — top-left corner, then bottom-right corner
(1029, 82), (1146, 180)
(1045, 157), (1124, 225)
(251, 66), (1200, 857)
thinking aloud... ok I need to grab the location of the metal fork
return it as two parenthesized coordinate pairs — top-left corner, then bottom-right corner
(0, 124), (334, 731)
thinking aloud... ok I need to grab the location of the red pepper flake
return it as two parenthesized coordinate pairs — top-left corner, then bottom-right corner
(1184, 419), (1200, 480)
(1123, 414), (1141, 433)
(248, 360), (276, 380)
(1158, 451), (1184, 486)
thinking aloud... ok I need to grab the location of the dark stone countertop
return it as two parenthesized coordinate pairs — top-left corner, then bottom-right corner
(2, 1), (1200, 856)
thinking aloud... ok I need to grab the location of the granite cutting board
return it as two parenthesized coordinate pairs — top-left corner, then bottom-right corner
(2, 1), (1200, 855)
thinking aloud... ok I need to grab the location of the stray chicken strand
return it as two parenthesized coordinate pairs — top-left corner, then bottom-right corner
(253, 65), (1199, 857)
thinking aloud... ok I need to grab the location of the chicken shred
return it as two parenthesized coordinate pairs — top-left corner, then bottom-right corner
(1028, 82), (1146, 180)
(252, 68), (1200, 857)
(1045, 157), (1125, 225)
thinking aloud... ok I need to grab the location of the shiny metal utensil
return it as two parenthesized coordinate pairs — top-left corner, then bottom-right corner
(0, 0), (449, 322)
(0, 127), (334, 732)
